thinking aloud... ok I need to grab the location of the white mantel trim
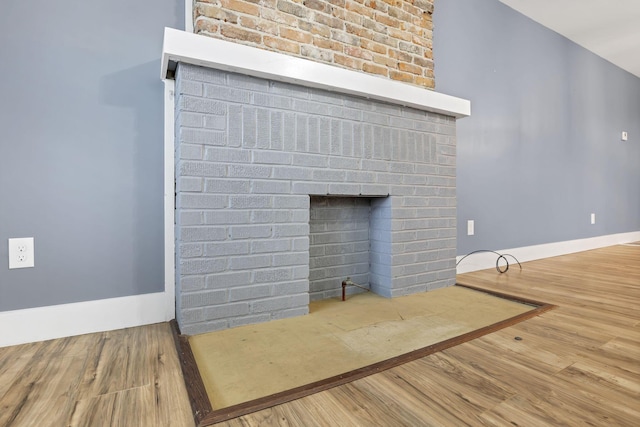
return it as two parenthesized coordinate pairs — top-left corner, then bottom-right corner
(161, 28), (471, 118)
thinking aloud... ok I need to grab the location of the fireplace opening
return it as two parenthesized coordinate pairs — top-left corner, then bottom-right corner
(309, 195), (392, 301)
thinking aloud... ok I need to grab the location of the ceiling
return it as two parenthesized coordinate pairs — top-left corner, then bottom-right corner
(499, 0), (640, 78)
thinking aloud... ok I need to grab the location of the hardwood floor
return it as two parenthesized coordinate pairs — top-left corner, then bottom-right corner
(0, 244), (638, 426)
(218, 244), (639, 426)
(0, 323), (194, 427)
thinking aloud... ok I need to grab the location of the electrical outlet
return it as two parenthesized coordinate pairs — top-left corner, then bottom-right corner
(591, 213), (596, 225)
(621, 131), (628, 141)
(467, 220), (475, 236)
(8, 237), (35, 269)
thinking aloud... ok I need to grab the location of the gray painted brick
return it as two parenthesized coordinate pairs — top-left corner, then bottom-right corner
(181, 308), (205, 323)
(329, 106), (362, 121)
(290, 210), (309, 224)
(178, 64), (226, 84)
(292, 237), (309, 251)
(270, 81), (309, 99)
(296, 115), (308, 152)
(179, 96), (227, 114)
(228, 104), (243, 147)
(252, 150), (291, 165)
(204, 147), (251, 163)
(182, 320), (229, 336)
(206, 271), (252, 289)
(330, 119), (341, 155)
(204, 84), (251, 103)
(256, 109), (271, 149)
(272, 195), (309, 209)
(181, 276), (205, 292)
(177, 112), (204, 128)
(179, 211), (204, 226)
(204, 302), (250, 320)
(309, 89), (343, 105)
(376, 173), (403, 185)
(251, 210), (291, 223)
(361, 159), (388, 172)
(251, 179), (291, 194)
(292, 182), (328, 195)
(178, 194), (228, 209)
(272, 252), (308, 267)
(229, 284), (272, 302)
(182, 290), (227, 308)
(272, 280), (309, 296)
(176, 79), (203, 97)
(205, 210), (250, 225)
(178, 144), (203, 160)
(229, 254), (271, 270)
(181, 226), (226, 242)
(360, 184), (389, 195)
(229, 225), (273, 239)
(254, 267), (293, 283)
(307, 116), (320, 153)
(273, 224), (309, 237)
(318, 117), (331, 154)
(251, 239), (290, 254)
(205, 179), (250, 194)
(230, 195), (272, 209)
(204, 241), (249, 257)
(313, 169), (346, 182)
(292, 265), (310, 279)
(179, 161), (226, 177)
(228, 164), (272, 179)
(180, 258), (227, 275)
(251, 294), (308, 314)
(293, 99), (330, 116)
(229, 73), (270, 92)
(242, 107), (257, 148)
(204, 115), (227, 130)
(328, 183), (361, 195)
(270, 111), (284, 150)
(292, 153), (327, 168)
(328, 156), (359, 170)
(178, 177), (202, 192)
(180, 243), (203, 258)
(253, 93), (292, 110)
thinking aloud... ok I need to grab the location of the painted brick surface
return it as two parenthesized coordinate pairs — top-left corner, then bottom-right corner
(309, 197), (371, 300)
(193, 0), (435, 89)
(175, 63), (456, 335)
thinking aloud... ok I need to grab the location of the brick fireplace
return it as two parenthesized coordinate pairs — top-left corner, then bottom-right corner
(162, 29), (469, 335)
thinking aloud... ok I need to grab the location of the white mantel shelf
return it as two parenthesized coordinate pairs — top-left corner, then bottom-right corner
(161, 28), (470, 118)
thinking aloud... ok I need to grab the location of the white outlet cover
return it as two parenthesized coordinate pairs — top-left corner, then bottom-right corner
(8, 237), (35, 269)
(621, 131), (628, 141)
(467, 220), (475, 236)
(591, 213), (596, 225)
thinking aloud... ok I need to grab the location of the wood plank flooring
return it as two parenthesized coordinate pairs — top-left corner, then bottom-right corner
(218, 244), (639, 426)
(0, 323), (194, 427)
(0, 244), (638, 426)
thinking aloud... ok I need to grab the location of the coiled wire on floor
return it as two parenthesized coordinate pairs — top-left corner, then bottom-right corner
(456, 250), (522, 273)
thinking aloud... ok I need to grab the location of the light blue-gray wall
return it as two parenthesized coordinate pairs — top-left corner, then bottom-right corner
(434, 0), (640, 255)
(0, 1), (183, 311)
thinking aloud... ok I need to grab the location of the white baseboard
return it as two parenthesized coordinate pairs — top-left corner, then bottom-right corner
(0, 292), (173, 348)
(456, 231), (640, 274)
